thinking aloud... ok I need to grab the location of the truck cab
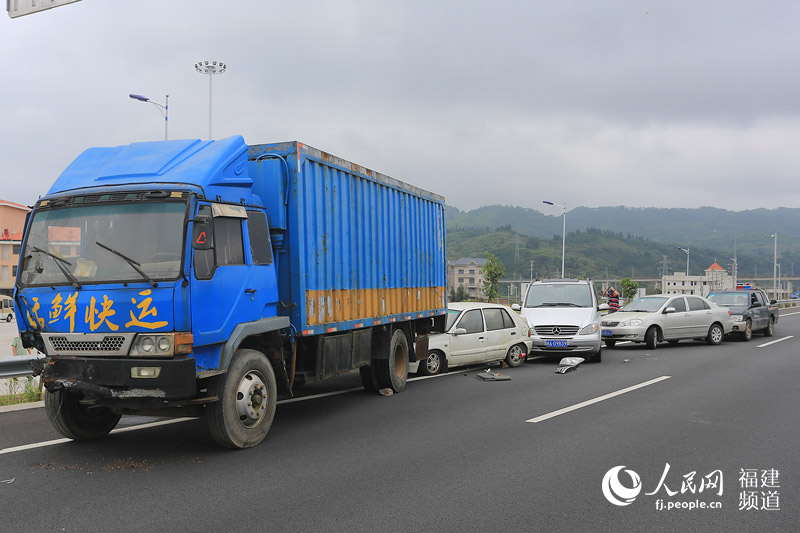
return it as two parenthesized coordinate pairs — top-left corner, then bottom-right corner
(706, 288), (778, 340)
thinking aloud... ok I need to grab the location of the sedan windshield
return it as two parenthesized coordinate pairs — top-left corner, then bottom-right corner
(621, 297), (668, 313)
(19, 201), (186, 287)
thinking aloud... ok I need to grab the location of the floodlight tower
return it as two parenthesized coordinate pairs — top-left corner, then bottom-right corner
(194, 60), (227, 140)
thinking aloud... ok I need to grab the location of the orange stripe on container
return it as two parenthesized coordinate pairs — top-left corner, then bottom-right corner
(304, 287), (446, 327)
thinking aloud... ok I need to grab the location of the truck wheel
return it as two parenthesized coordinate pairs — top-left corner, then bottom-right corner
(205, 349), (277, 449)
(742, 319), (752, 341)
(418, 350), (445, 376)
(359, 365), (379, 392)
(375, 329), (409, 392)
(44, 387), (121, 441)
(504, 344), (526, 367)
(706, 323), (724, 345)
(763, 317), (774, 337)
(645, 327), (658, 350)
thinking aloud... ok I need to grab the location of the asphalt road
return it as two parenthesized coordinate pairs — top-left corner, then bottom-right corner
(1, 312), (798, 532)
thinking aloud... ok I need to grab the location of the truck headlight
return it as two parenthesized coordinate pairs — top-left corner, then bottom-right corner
(130, 333), (174, 357)
(620, 319), (642, 326)
(731, 315), (743, 322)
(579, 323), (598, 335)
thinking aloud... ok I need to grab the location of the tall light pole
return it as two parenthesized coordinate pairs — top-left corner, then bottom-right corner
(725, 255), (738, 289)
(771, 233), (778, 300)
(675, 246), (690, 278)
(543, 201), (566, 278)
(194, 60), (227, 140)
(129, 94), (168, 140)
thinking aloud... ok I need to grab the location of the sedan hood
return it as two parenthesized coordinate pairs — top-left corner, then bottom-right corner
(600, 311), (656, 323)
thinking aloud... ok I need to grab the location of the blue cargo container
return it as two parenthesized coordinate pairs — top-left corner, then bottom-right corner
(10, 136), (447, 448)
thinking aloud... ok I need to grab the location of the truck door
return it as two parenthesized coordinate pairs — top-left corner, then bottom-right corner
(190, 204), (277, 349)
(750, 292), (766, 329)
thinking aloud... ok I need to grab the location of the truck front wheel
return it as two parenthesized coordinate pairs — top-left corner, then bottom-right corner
(206, 349), (277, 449)
(375, 329), (409, 393)
(44, 387), (121, 441)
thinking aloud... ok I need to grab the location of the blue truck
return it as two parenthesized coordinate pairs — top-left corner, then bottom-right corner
(11, 136), (447, 448)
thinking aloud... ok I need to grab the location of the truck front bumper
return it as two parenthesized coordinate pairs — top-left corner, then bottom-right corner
(41, 356), (197, 400)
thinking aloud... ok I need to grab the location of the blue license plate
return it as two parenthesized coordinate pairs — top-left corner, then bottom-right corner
(545, 340), (568, 348)
(601, 329), (613, 337)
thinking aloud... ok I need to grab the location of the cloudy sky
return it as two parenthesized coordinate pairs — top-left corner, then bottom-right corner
(2, 1), (799, 212)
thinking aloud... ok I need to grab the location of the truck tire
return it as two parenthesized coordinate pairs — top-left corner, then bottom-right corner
(742, 319), (752, 341)
(205, 349), (277, 449)
(418, 350), (445, 376)
(359, 365), (379, 392)
(763, 317), (774, 337)
(505, 344), (526, 367)
(374, 329), (409, 393)
(706, 323), (724, 345)
(44, 387), (120, 441)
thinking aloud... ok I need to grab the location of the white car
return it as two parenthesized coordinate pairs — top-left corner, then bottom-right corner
(412, 302), (532, 375)
(600, 294), (733, 349)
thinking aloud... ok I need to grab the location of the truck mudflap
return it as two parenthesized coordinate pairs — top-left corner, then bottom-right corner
(41, 356), (197, 400)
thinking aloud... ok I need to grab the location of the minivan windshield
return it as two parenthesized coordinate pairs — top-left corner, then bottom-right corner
(525, 283), (592, 308)
(19, 201), (186, 287)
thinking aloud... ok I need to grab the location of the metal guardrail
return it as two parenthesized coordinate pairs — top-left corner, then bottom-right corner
(0, 355), (45, 379)
(776, 299), (799, 309)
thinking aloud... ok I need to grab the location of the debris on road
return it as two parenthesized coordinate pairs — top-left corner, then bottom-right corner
(379, 388), (393, 396)
(555, 357), (585, 374)
(476, 369), (510, 381)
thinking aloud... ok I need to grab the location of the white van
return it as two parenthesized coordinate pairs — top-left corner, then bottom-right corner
(0, 295), (14, 322)
(517, 278), (606, 362)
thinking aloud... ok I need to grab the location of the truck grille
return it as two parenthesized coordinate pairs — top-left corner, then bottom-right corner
(50, 336), (126, 352)
(42, 333), (135, 356)
(534, 325), (579, 337)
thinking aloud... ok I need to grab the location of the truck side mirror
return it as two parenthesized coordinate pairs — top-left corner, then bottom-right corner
(191, 216), (213, 250)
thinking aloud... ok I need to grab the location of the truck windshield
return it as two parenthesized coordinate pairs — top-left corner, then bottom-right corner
(19, 202), (186, 287)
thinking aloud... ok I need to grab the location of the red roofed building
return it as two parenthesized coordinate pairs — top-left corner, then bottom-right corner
(663, 261), (733, 296)
(0, 199), (32, 294)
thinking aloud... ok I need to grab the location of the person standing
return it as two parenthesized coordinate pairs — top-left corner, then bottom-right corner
(604, 286), (620, 313)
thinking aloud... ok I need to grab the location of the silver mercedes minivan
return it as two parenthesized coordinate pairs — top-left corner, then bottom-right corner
(518, 278), (606, 362)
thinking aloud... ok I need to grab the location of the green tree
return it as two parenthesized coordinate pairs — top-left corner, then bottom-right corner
(619, 277), (639, 301)
(481, 252), (505, 301)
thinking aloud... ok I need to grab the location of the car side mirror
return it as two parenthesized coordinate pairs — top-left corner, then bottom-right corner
(750, 301), (761, 308)
(663, 307), (676, 314)
(191, 216), (213, 250)
(511, 304), (521, 311)
(769, 299), (777, 305)
(598, 303), (609, 311)
(452, 328), (467, 336)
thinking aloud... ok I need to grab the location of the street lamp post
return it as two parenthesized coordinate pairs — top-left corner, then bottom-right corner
(675, 246), (690, 278)
(543, 201), (566, 278)
(194, 60), (227, 140)
(776, 263), (782, 300)
(725, 256), (738, 289)
(771, 233), (778, 301)
(129, 94), (168, 140)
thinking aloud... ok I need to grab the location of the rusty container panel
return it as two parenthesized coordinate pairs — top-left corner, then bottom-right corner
(248, 142), (447, 335)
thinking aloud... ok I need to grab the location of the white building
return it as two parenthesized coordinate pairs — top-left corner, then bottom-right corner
(662, 262), (732, 296)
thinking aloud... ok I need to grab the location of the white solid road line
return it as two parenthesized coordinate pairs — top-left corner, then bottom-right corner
(756, 336), (794, 348)
(525, 375), (672, 423)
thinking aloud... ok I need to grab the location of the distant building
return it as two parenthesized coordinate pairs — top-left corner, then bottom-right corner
(662, 261), (732, 296)
(0, 199), (31, 295)
(448, 257), (487, 299)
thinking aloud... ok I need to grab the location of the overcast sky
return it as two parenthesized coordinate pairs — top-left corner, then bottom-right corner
(2, 1), (799, 212)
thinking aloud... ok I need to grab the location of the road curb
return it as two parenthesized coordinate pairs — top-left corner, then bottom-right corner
(0, 401), (44, 413)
